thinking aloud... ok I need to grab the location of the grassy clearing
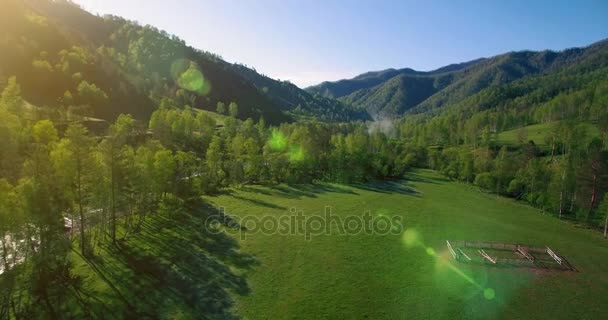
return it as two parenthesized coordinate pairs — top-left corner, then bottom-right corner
(204, 170), (608, 319)
(495, 121), (600, 147)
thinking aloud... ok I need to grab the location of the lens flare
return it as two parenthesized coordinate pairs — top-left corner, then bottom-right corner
(444, 260), (481, 289)
(402, 230), (496, 302)
(483, 288), (495, 300)
(402, 228), (421, 248)
(171, 59), (211, 95)
(289, 145), (306, 162)
(376, 208), (389, 217)
(268, 129), (287, 151)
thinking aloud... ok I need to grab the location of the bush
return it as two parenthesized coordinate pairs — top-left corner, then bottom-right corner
(507, 179), (525, 196)
(474, 172), (496, 191)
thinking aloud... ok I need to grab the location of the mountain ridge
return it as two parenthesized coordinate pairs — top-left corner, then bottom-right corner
(307, 40), (608, 117)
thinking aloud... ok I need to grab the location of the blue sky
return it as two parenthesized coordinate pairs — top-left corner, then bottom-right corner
(74, 0), (608, 88)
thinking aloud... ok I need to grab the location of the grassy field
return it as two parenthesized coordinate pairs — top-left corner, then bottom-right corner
(64, 170), (608, 319)
(204, 170), (608, 319)
(495, 121), (600, 147)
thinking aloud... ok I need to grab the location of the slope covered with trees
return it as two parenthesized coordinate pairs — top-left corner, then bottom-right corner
(0, 0), (366, 123)
(229, 64), (370, 121)
(307, 41), (608, 117)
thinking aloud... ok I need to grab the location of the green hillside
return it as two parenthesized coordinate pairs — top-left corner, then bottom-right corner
(307, 42), (608, 117)
(0, 0), (366, 123)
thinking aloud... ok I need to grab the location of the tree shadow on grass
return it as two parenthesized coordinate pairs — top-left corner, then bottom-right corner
(76, 198), (256, 319)
(351, 180), (420, 196)
(261, 183), (358, 200)
(242, 180), (423, 200)
(405, 171), (449, 185)
(227, 194), (287, 210)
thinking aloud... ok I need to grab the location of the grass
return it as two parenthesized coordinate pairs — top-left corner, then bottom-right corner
(51, 169), (608, 319)
(203, 170), (608, 319)
(495, 121), (600, 147)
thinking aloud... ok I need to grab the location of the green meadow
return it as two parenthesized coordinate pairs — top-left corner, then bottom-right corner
(496, 121), (600, 147)
(198, 169), (608, 320)
(48, 169), (608, 319)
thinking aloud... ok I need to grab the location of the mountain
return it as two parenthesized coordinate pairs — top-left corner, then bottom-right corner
(0, 0), (367, 123)
(229, 64), (370, 121)
(307, 41), (608, 117)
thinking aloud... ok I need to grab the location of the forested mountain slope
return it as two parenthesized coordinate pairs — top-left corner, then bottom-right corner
(0, 0), (366, 123)
(229, 64), (370, 121)
(307, 40), (608, 117)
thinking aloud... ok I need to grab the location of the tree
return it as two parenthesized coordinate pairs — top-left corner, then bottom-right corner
(516, 126), (528, 145)
(32, 120), (59, 146)
(77, 80), (108, 108)
(0, 76), (23, 113)
(460, 150), (474, 184)
(22, 121), (70, 314)
(101, 115), (135, 244)
(581, 138), (607, 216)
(598, 193), (608, 238)
(0, 106), (21, 180)
(0, 179), (20, 273)
(494, 146), (517, 193)
(62, 90), (74, 106)
(133, 145), (155, 226)
(52, 124), (94, 255)
(599, 113), (608, 148)
(474, 172), (496, 191)
(228, 102), (239, 118)
(153, 149), (176, 198)
(206, 135), (225, 190)
(216, 102), (226, 115)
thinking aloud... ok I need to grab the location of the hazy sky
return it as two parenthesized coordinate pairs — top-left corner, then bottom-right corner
(74, 0), (608, 88)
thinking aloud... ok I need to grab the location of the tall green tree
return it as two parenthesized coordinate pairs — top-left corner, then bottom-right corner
(0, 76), (23, 113)
(52, 123), (94, 255)
(100, 115), (134, 244)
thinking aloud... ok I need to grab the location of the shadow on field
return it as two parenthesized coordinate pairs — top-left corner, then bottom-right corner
(229, 194), (288, 210)
(405, 171), (449, 185)
(76, 198), (256, 319)
(352, 180), (420, 196)
(240, 183), (359, 200)
(239, 179), (425, 200)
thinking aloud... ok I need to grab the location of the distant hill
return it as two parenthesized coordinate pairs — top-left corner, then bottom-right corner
(229, 64), (370, 121)
(307, 41), (608, 117)
(0, 0), (368, 123)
